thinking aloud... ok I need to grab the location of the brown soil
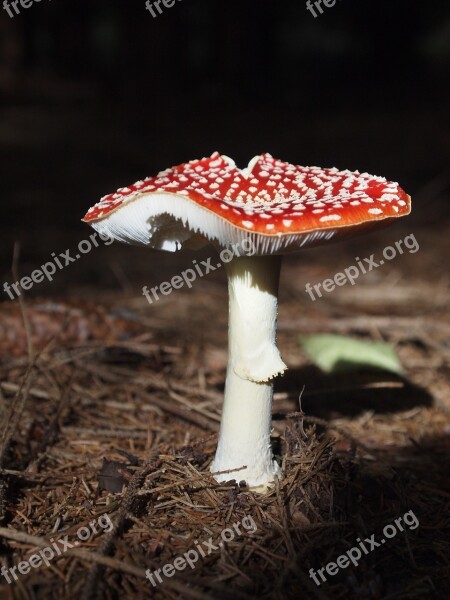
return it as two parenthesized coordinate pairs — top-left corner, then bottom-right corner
(0, 223), (449, 600)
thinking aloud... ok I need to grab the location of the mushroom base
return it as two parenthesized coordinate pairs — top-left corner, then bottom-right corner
(210, 254), (285, 490)
(211, 372), (281, 489)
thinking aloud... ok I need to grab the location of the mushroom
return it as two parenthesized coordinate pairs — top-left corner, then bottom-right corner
(83, 152), (411, 491)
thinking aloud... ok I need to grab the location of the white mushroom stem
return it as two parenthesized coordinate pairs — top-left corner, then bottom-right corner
(211, 254), (287, 490)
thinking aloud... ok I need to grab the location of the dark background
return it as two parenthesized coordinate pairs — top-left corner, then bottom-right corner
(0, 0), (449, 295)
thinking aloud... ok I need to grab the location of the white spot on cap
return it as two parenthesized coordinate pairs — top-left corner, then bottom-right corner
(320, 214), (341, 222)
(368, 208), (383, 215)
(242, 220), (254, 228)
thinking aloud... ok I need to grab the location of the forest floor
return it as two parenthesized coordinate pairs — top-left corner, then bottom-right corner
(0, 220), (449, 600)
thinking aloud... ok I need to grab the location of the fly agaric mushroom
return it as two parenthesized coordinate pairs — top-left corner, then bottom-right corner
(83, 152), (411, 491)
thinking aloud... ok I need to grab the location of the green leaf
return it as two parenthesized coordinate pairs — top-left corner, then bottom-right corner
(299, 334), (403, 375)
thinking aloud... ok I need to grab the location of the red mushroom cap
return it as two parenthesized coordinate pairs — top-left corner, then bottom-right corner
(83, 152), (411, 254)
